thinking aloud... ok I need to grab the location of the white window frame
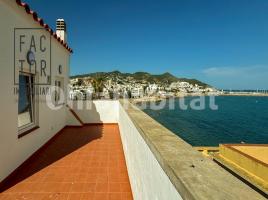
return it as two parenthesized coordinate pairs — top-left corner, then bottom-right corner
(18, 72), (39, 137)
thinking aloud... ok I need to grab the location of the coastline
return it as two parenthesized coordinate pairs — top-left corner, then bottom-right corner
(132, 92), (268, 103)
(220, 93), (268, 97)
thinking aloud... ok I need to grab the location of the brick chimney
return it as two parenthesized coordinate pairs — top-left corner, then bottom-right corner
(56, 19), (67, 42)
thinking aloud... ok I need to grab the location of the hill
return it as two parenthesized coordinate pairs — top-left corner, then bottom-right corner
(70, 71), (210, 88)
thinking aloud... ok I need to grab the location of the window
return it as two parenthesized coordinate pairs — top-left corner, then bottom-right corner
(55, 78), (64, 106)
(18, 73), (36, 132)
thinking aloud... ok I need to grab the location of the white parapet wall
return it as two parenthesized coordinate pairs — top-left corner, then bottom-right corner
(118, 102), (183, 200)
(117, 101), (265, 200)
(67, 100), (119, 124)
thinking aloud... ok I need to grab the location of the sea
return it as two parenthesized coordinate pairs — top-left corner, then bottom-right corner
(141, 96), (268, 146)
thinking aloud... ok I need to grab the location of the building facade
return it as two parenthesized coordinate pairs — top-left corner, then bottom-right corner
(0, 0), (72, 182)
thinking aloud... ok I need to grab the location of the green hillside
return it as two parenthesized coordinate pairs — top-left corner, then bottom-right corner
(70, 71), (210, 88)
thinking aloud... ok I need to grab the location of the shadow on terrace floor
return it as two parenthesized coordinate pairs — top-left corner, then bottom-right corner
(0, 124), (133, 200)
(0, 125), (104, 192)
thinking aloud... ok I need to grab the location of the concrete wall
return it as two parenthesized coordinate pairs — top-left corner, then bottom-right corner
(0, 0), (70, 182)
(118, 103), (183, 200)
(67, 100), (119, 124)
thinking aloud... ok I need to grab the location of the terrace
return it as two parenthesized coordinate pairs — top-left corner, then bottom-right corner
(0, 100), (266, 200)
(0, 125), (132, 200)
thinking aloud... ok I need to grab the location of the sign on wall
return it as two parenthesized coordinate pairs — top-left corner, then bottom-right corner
(14, 28), (51, 85)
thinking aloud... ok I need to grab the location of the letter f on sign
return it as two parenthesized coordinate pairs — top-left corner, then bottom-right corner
(20, 35), (25, 52)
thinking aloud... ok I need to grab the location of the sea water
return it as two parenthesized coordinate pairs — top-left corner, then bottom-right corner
(142, 96), (268, 146)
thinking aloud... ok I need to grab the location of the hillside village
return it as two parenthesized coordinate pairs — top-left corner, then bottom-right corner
(69, 71), (220, 100)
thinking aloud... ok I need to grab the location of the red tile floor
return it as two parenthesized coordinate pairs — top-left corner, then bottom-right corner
(0, 125), (133, 200)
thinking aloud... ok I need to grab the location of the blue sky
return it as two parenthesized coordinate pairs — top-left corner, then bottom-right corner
(25, 0), (268, 89)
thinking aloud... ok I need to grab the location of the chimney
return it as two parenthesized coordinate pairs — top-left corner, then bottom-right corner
(56, 19), (67, 42)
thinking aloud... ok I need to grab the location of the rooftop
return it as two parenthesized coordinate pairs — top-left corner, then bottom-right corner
(0, 124), (133, 200)
(15, 0), (73, 53)
(217, 144), (268, 195)
(232, 145), (268, 165)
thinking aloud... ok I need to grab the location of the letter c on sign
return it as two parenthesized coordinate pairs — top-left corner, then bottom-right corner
(40, 35), (46, 52)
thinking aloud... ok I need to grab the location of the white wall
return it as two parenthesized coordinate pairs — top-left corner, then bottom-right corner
(66, 100), (182, 199)
(118, 103), (183, 200)
(67, 100), (119, 124)
(66, 108), (82, 126)
(0, 0), (70, 182)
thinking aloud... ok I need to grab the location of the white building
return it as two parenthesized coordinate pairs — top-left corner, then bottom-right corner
(0, 0), (73, 182)
(170, 81), (191, 90)
(148, 83), (158, 91)
(146, 83), (159, 96)
(158, 90), (167, 97)
(131, 87), (144, 98)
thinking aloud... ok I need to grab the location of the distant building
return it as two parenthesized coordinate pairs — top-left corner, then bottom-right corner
(131, 87), (144, 98)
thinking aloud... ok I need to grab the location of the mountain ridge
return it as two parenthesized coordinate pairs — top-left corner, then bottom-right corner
(70, 71), (210, 88)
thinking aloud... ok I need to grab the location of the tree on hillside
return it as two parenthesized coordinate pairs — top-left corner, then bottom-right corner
(92, 76), (105, 99)
(108, 90), (114, 99)
(127, 90), (132, 99)
(77, 79), (83, 86)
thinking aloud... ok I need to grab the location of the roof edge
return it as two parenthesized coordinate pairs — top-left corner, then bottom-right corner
(15, 0), (73, 53)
